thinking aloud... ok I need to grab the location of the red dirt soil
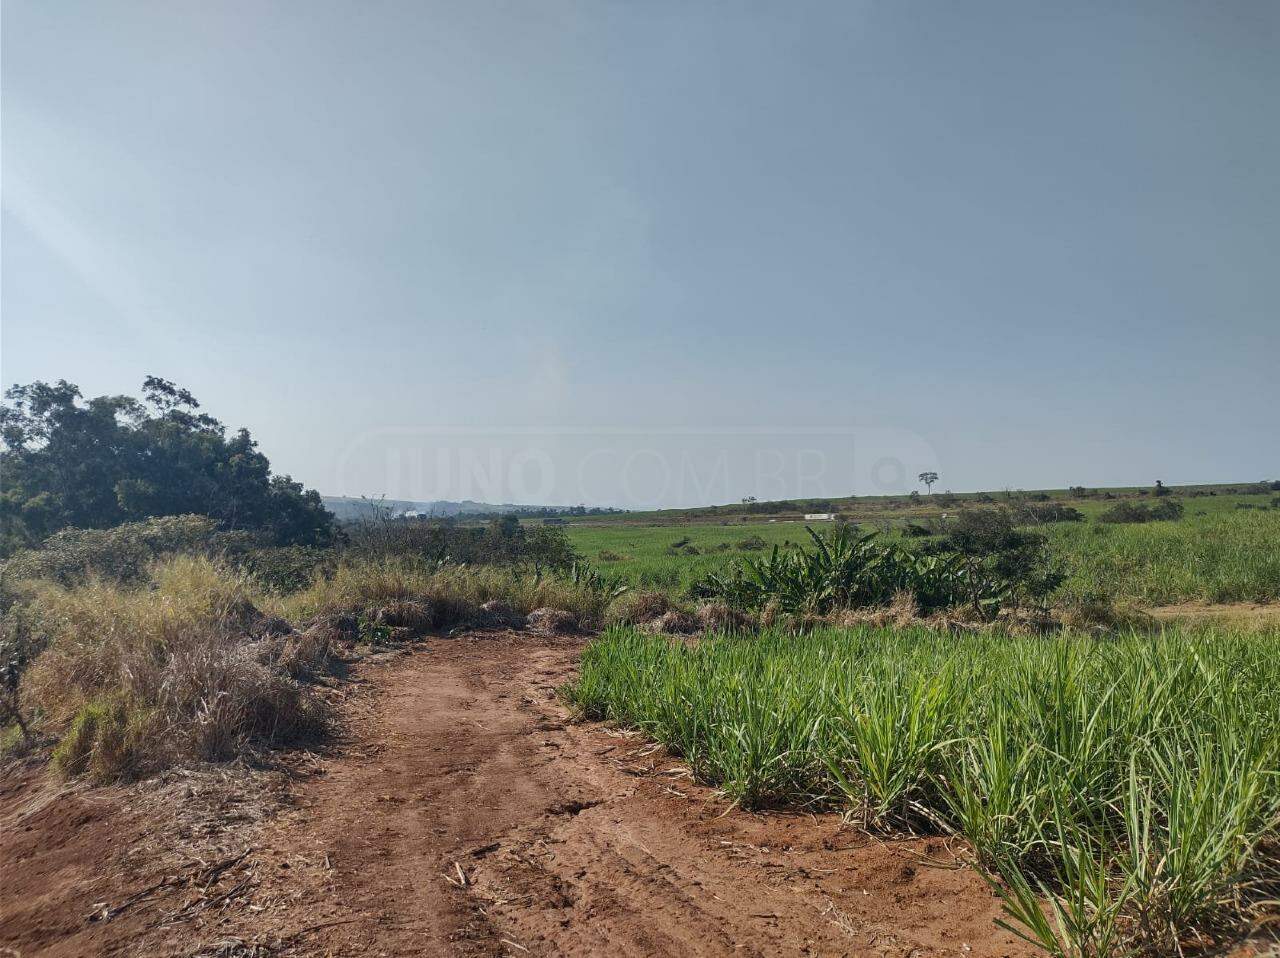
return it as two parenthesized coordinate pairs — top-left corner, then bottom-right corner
(1, 632), (1035, 957)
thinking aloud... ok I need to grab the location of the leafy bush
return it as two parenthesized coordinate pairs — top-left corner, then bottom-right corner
(1098, 500), (1185, 524)
(735, 535), (767, 551)
(234, 545), (334, 594)
(1008, 502), (1085, 524)
(341, 514), (578, 571)
(0, 515), (222, 586)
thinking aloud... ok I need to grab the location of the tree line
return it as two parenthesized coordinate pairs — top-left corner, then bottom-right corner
(0, 377), (335, 556)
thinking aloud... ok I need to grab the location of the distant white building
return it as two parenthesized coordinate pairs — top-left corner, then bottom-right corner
(804, 513), (836, 521)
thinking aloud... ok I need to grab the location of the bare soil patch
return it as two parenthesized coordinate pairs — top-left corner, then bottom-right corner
(2, 632), (1033, 957)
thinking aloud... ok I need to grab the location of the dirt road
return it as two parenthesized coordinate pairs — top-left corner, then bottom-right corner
(2, 632), (1033, 957)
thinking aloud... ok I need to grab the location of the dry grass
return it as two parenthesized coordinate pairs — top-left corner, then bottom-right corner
(6, 555), (615, 781)
(604, 590), (676, 626)
(271, 559), (610, 630)
(17, 556), (328, 782)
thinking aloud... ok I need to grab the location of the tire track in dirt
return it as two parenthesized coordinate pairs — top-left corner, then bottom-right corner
(212, 631), (1034, 957)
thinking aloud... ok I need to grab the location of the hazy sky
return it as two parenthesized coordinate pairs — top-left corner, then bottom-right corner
(3, 1), (1277, 507)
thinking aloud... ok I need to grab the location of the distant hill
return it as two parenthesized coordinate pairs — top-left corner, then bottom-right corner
(320, 496), (624, 521)
(322, 497), (533, 521)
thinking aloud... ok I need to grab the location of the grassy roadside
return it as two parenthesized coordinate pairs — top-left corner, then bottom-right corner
(1, 554), (616, 780)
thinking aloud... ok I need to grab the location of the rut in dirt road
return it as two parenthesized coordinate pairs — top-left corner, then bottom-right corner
(217, 630), (1032, 958)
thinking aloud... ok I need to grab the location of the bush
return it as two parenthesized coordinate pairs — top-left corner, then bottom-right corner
(341, 514), (578, 571)
(1009, 502), (1085, 525)
(735, 535), (767, 551)
(235, 545), (334, 594)
(938, 510), (1065, 607)
(1098, 501), (1184, 524)
(1, 515), (222, 586)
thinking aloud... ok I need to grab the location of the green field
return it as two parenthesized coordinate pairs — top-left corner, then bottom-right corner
(568, 624), (1280, 954)
(566, 487), (1280, 606)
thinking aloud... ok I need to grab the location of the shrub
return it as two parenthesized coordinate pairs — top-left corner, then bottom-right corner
(341, 514), (578, 571)
(1097, 500), (1184, 524)
(1009, 502), (1085, 525)
(235, 545), (334, 594)
(735, 535), (767, 551)
(1, 515), (222, 586)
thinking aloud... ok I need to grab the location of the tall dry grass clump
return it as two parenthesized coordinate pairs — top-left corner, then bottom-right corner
(16, 555), (327, 781)
(272, 558), (612, 631)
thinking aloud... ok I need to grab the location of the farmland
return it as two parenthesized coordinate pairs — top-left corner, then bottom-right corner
(569, 623), (1280, 955)
(565, 484), (1280, 607)
(5, 479), (1279, 955)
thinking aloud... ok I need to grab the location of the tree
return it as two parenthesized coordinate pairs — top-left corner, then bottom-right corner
(0, 377), (335, 555)
(918, 471), (938, 494)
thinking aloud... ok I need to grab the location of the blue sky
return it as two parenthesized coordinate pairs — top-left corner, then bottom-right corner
(3, 1), (1277, 507)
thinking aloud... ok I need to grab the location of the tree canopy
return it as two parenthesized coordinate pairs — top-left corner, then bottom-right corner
(0, 377), (335, 555)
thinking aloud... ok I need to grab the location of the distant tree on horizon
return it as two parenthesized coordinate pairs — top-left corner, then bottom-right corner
(918, 471), (939, 494)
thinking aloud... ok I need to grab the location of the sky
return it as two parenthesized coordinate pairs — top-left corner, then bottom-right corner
(3, 1), (1277, 508)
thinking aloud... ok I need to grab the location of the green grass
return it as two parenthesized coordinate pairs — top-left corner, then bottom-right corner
(568, 625), (1280, 955)
(1047, 508), (1280, 605)
(567, 493), (1280, 607)
(565, 521), (802, 592)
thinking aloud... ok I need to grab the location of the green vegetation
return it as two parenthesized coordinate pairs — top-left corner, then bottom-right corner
(564, 522), (803, 592)
(1048, 509), (1280, 605)
(567, 489), (1280, 607)
(695, 519), (1061, 618)
(0, 377), (335, 555)
(568, 625), (1280, 955)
